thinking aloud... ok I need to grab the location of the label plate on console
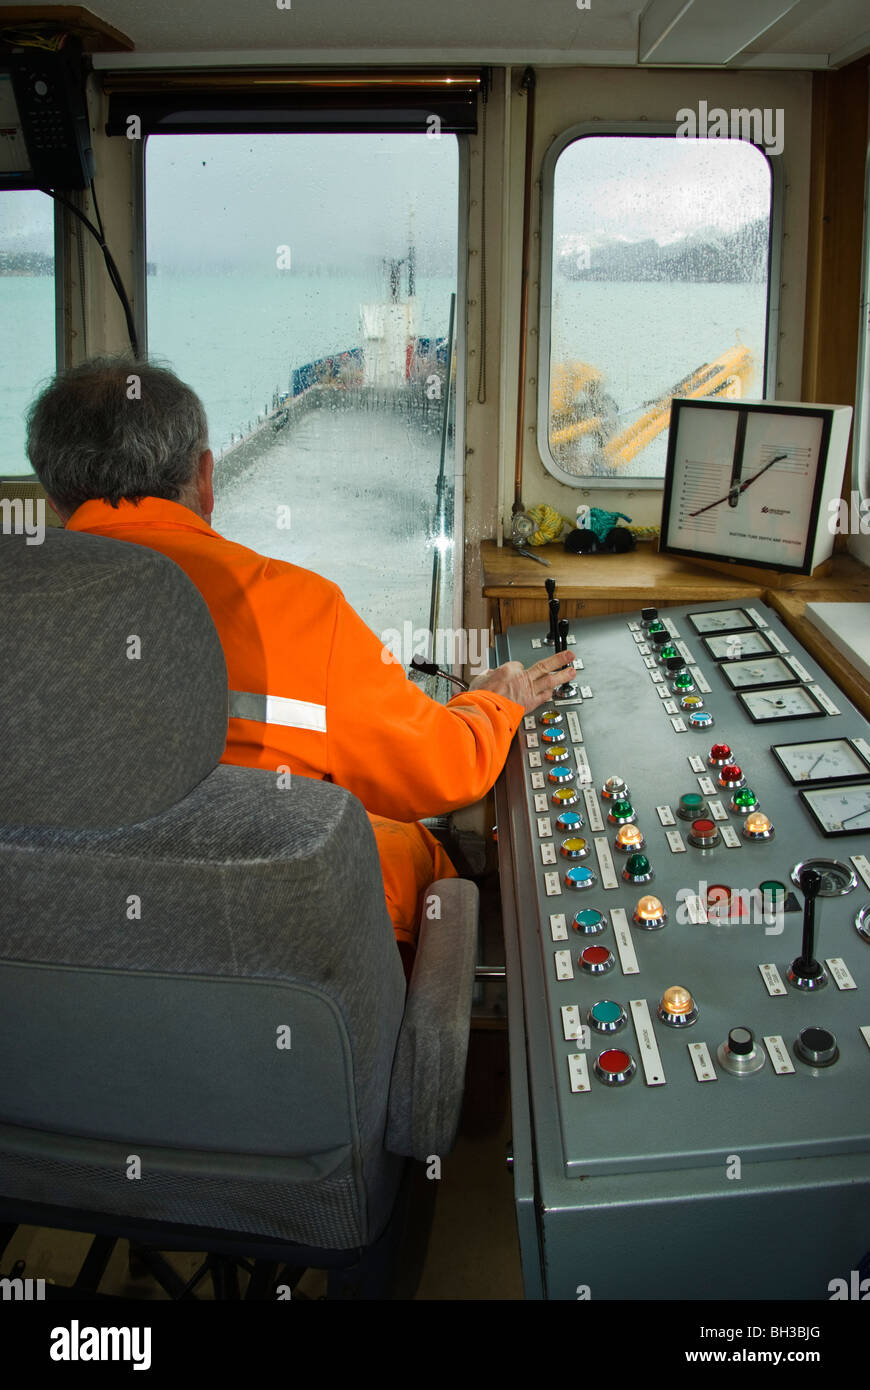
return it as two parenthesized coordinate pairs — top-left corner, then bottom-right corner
(629, 999), (666, 1086)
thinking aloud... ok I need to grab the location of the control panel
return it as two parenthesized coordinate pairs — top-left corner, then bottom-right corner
(497, 593), (870, 1299)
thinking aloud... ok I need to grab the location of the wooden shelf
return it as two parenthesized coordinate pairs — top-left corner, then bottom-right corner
(0, 7), (134, 52)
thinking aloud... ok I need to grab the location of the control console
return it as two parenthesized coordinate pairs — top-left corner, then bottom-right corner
(496, 593), (870, 1300)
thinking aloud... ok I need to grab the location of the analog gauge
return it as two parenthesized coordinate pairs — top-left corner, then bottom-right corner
(738, 686), (825, 723)
(772, 737), (870, 786)
(703, 631), (774, 662)
(720, 657), (795, 690)
(790, 858), (859, 894)
(799, 785), (870, 838)
(688, 609), (755, 635)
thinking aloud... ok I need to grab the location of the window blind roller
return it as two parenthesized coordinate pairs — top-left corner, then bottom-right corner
(103, 69), (483, 136)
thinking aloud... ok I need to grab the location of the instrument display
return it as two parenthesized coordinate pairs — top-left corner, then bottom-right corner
(738, 685), (825, 722)
(719, 656), (797, 690)
(800, 784), (870, 837)
(772, 737), (870, 786)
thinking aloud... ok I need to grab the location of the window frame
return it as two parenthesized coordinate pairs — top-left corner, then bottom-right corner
(850, 136), (870, 568)
(536, 121), (783, 491)
(135, 128), (468, 642)
(0, 192), (64, 480)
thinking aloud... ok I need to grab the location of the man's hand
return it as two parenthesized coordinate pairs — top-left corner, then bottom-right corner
(469, 649), (576, 715)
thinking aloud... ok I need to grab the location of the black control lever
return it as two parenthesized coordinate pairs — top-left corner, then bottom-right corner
(790, 868), (824, 987)
(544, 578), (558, 645)
(554, 618), (576, 699)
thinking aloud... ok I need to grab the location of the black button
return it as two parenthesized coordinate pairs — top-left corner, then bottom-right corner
(795, 1026), (839, 1067)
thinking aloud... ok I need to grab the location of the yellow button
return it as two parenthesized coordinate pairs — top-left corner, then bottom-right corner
(661, 986), (694, 1015)
(616, 825), (644, 850)
(745, 812), (771, 834)
(635, 895), (665, 921)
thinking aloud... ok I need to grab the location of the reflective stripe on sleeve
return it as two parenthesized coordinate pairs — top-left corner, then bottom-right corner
(228, 690), (327, 732)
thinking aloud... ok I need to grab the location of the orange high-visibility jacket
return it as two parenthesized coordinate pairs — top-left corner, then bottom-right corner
(67, 498), (525, 825)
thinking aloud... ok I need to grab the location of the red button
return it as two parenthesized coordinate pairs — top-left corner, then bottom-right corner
(581, 946), (611, 966)
(691, 818), (716, 836)
(721, 764), (742, 780)
(710, 744), (731, 761)
(597, 1048), (632, 1074)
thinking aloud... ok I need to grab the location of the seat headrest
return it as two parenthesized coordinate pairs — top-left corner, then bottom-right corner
(0, 527), (228, 829)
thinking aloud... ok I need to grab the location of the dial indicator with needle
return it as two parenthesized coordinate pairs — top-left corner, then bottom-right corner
(772, 738), (870, 786)
(660, 399), (851, 575)
(799, 785), (870, 837)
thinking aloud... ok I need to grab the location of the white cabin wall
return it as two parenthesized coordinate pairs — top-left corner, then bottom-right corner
(460, 65), (814, 648)
(62, 78), (138, 365)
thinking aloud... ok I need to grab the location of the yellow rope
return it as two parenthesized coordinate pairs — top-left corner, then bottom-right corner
(526, 504), (574, 546)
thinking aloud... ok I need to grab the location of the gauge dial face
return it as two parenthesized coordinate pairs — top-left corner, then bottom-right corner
(738, 685), (824, 723)
(688, 609), (755, 635)
(703, 631), (774, 662)
(800, 785), (870, 837)
(772, 737), (870, 786)
(720, 656), (795, 690)
(790, 858), (859, 895)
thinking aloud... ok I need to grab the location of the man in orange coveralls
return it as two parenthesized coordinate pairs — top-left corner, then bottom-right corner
(27, 360), (574, 972)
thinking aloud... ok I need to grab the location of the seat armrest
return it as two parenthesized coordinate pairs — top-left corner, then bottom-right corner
(385, 878), (479, 1160)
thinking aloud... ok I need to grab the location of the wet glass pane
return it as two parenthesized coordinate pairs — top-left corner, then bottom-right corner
(548, 135), (772, 483)
(146, 133), (458, 646)
(0, 191), (55, 475)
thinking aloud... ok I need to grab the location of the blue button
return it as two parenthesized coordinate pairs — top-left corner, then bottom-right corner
(565, 866), (595, 889)
(548, 765), (575, 783)
(556, 811), (583, 831)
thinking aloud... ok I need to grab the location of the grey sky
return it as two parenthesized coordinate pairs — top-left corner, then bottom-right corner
(146, 133), (459, 274)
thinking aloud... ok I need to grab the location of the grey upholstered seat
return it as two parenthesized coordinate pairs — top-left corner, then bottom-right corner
(0, 527), (477, 1263)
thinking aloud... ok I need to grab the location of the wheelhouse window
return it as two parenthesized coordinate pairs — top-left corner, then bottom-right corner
(539, 133), (774, 487)
(145, 133), (459, 641)
(0, 190), (56, 475)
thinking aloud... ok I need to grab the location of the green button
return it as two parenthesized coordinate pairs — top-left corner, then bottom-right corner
(734, 788), (757, 807)
(626, 853), (651, 876)
(760, 879), (785, 901)
(673, 673), (693, 689)
(592, 1001), (623, 1024)
(611, 799), (633, 818)
(660, 645), (678, 661)
(648, 621), (665, 634)
(680, 793), (703, 809)
(573, 909), (604, 930)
